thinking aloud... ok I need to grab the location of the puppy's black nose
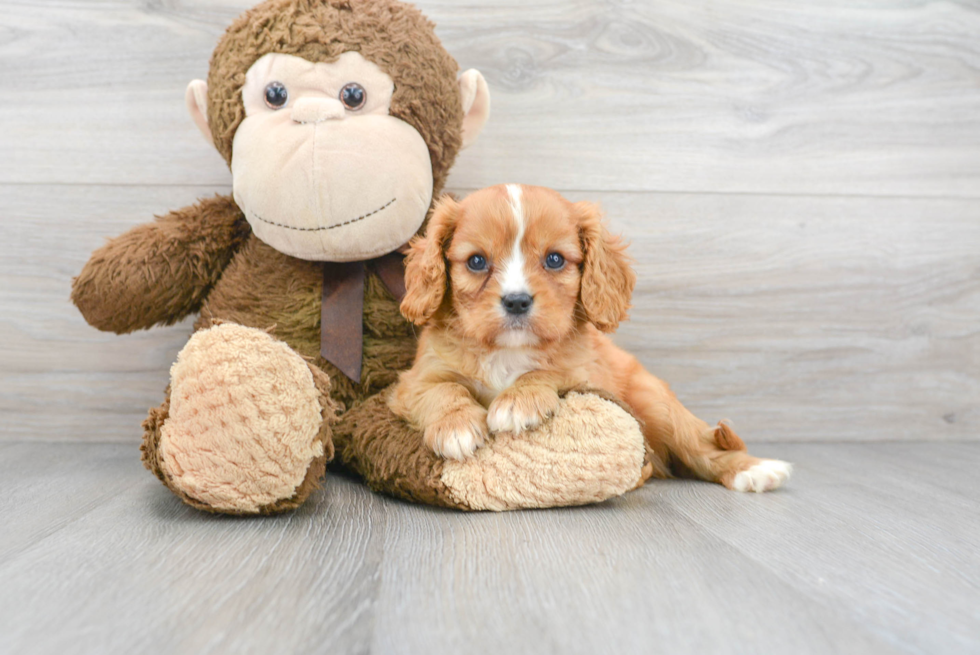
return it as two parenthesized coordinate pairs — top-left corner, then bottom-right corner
(501, 293), (534, 315)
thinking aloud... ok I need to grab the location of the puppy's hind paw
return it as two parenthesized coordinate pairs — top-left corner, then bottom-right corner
(731, 459), (793, 493)
(424, 409), (488, 461)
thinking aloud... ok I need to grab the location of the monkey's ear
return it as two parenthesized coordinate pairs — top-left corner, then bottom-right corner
(400, 197), (460, 325)
(458, 70), (490, 150)
(185, 80), (214, 146)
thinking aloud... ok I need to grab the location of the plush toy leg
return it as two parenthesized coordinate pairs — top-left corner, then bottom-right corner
(333, 390), (648, 511)
(141, 324), (337, 514)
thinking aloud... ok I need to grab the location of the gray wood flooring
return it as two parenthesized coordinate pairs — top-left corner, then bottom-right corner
(0, 441), (977, 655)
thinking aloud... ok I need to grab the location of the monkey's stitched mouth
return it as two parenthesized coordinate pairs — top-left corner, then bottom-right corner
(249, 197), (397, 232)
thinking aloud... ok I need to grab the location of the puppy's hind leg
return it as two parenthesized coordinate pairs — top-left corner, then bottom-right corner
(622, 364), (791, 492)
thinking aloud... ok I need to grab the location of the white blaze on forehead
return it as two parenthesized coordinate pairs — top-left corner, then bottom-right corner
(499, 184), (529, 295)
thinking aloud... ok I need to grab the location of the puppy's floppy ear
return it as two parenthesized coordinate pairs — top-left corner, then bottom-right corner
(401, 196), (460, 325)
(576, 201), (636, 332)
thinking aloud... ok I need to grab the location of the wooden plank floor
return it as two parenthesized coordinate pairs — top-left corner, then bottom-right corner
(0, 441), (977, 655)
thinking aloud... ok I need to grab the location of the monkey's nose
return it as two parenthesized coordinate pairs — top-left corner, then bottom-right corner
(501, 293), (534, 316)
(291, 97), (346, 124)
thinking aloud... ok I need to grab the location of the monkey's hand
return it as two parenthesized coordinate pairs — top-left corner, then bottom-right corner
(71, 194), (250, 334)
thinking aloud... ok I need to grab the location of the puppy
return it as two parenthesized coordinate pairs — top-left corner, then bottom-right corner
(390, 184), (791, 492)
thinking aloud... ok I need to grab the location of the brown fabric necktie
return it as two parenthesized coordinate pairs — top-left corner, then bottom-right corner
(320, 252), (406, 384)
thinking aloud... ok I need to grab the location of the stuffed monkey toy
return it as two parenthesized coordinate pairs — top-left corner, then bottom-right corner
(72, 0), (651, 514)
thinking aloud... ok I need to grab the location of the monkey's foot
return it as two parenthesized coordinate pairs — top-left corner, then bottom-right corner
(336, 390), (648, 511)
(142, 323), (336, 514)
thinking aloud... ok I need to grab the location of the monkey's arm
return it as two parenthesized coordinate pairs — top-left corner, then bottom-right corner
(71, 194), (250, 334)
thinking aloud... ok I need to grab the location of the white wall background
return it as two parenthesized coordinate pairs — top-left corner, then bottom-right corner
(1, 0), (977, 442)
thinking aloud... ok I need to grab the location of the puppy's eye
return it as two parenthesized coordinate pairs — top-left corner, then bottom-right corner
(544, 252), (565, 270)
(340, 82), (366, 110)
(264, 82), (288, 109)
(467, 254), (488, 272)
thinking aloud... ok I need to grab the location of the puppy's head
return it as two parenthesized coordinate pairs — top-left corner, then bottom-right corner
(401, 184), (635, 347)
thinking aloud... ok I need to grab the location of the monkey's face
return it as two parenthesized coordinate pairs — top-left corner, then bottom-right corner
(231, 52), (434, 262)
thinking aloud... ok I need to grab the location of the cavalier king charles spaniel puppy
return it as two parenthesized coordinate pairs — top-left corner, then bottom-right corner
(389, 184), (791, 492)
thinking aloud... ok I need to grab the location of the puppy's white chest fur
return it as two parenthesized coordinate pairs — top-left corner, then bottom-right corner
(474, 348), (539, 405)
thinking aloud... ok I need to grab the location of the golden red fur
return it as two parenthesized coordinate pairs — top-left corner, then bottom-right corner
(390, 184), (792, 491)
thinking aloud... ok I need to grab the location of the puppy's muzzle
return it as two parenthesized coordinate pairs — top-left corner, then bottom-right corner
(501, 293), (533, 316)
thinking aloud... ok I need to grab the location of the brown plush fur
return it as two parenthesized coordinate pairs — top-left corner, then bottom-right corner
(333, 393), (458, 508)
(72, 195), (250, 334)
(207, 0), (463, 195)
(71, 0), (473, 512)
(193, 235), (416, 410)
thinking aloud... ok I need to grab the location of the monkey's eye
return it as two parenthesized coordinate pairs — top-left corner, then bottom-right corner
(544, 252), (566, 270)
(340, 82), (367, 110)
(264, 82), (288, 109)
(467, 254), (488, 272)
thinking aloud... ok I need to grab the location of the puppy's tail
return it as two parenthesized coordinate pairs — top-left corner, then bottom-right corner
(714, 420), (746, 451)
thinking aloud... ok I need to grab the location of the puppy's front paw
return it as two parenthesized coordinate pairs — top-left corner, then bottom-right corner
(731, 459), (793, 493)
(424, 406), (489, 460)
(487, 386), (560, 434)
